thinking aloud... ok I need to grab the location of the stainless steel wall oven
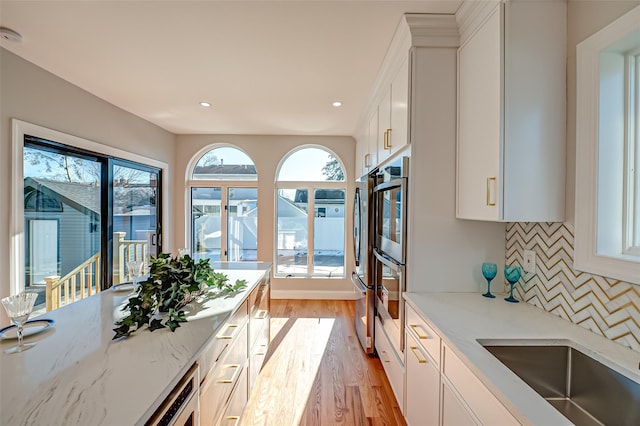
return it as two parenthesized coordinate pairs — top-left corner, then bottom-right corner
(373, 156), (408, 358)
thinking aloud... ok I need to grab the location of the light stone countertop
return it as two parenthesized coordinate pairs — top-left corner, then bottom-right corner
(404, 292), (640, 426)
(0, 266), (270, 426)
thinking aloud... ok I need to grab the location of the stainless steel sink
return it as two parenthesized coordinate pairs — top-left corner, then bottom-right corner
(483, 344), (640, 426)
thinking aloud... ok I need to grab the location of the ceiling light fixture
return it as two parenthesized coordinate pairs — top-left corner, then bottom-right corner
(0, 27), (22, 43)
(199, 101), (211, 108)
(332, 101), (343, 107)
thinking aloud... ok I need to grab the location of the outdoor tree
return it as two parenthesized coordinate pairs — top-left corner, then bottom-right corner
(321, 155), (344, 181)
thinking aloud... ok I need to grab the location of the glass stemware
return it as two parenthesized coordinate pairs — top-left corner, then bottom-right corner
(126, 260), (143, 289)
(481, 262), (497, 298)
(504, 265), (522, 303)
(1, 292), (38, 353)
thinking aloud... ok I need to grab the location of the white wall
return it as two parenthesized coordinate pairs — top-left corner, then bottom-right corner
(173, 134), (356, 299)
(0, 48), (175, 325)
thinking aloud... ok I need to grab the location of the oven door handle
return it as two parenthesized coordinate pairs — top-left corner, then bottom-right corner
(351, 272), (368, 294)
(373, 248), (403, 270)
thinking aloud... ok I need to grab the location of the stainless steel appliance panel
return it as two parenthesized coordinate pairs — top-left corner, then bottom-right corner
(352, 173), (375, 354)
(374, 248), (405, 357)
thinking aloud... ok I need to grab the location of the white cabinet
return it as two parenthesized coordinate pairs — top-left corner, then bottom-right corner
(442, 381), (478, 426)
(405, 331), (440, 426)
(455, 0), (566, 222)
(378, 57), (410, 164)
(442, 344), (519, 426)
(355, 109), (379, 178)
(404, 303), (520, 426)
(375, 317), (405, 412)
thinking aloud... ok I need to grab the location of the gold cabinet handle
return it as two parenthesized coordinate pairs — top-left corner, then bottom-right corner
(364, 153), (372, 168)
(217, 324), (239, 340)
(410, 346), (427, 364)
(384, 129), (392, 150)
(217, 364), (241, 384)
(224, 416), (240, 426)
(486, 177), (497, 206)
(410, 324), (428, 340)
(255, 309), (269, 320)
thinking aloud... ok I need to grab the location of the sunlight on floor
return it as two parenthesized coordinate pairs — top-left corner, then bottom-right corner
(257, 316), (335, 425)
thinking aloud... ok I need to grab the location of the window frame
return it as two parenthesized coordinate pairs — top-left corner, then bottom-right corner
(575, 6), (640, 285)
(11, 119), (168, 295)
(274, 146), (347, 279)
(186, 144), (258, 262)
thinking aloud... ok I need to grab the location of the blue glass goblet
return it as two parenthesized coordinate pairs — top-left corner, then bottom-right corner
(504, 265), (522, 303)
(481, 262), (497, 298)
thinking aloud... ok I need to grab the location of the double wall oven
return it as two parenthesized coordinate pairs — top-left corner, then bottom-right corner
(373, 156), (408, 358)
(352, 156), (408, 358)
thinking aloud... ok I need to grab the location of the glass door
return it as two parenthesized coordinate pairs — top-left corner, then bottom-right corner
(191, 186), (257, 262)
(112, 162), (161, 283)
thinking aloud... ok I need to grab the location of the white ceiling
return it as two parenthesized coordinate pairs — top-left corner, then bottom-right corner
(0, 1), (462, 136)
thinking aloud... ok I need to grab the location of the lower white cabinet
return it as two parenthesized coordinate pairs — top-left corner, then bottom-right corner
(375, 317), (405, 412)
(404, 304), (520, 425)
(405, 331), (440, 426)
(442, 381), (478, 426)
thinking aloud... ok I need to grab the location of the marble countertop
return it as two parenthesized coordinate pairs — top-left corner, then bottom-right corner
(0, 266), (270, 426)
(404, 292), (640, 426)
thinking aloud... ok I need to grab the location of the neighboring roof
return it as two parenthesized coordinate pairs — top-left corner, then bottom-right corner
(24, 177), (100, 215)
(193, 164), (257, 176)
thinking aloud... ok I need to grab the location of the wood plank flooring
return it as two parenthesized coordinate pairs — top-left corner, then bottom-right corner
(240, 299), (406, 426)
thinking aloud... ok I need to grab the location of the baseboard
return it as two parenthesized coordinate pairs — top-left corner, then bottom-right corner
(270, 289), (358, 300)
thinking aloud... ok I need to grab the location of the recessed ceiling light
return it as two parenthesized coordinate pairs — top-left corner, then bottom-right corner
(199, 101), (211, 108)
(332, 101), (343, 107)
(0, 27), (22, 43)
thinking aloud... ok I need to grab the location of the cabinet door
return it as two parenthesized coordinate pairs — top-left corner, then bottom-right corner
(456, 4), (503, 221)
(378, 88), (392, 164)
(390, 57), (409, 155)
(355, 135), (367, 179)
(405, 332), (439, 426)
(442, 382), (478, 426)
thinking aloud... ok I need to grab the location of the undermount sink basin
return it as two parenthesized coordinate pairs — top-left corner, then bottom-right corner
(482, 343), (640, 426)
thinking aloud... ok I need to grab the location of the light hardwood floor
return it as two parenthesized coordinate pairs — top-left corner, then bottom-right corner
(240, 299), (406, 426)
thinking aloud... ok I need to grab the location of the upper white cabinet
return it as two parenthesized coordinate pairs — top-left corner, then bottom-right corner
(378, 57), (410, 164)
(355, 14), (451, 173)
(455, 0), (566, 222)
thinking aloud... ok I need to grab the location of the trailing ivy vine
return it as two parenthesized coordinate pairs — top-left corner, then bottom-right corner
(113, 253), (247, 340)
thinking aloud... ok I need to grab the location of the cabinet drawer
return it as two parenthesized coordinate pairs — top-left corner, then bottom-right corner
(443, 344), (519, 426)
(375, 318), (404, 411)
(405, 331), (439, 426)
(199, 322), (248, 425)
(199, 300), (248, 383)
(406, 304), (441, 366)
(219, 364), (248, 426)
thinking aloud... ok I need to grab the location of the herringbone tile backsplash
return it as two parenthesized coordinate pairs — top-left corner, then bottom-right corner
(506, 222), (640, 351)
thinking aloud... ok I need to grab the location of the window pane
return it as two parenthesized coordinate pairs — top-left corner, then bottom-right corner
(227, 187), (258, 261)
(313, 189), (345, 277)
(23, 146), (101, 312)
(276, 189), (308, 275)
(192, 147), (256, 180)
(112, 165), (158, 283)
(278, 148), (345, 181)
(191, 187), (222, 261)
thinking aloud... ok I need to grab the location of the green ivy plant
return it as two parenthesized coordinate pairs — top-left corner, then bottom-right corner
(113, 253), (247, 340)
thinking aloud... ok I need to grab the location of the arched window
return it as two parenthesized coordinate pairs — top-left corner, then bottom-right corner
(188, 146), (258, 262)
(275, 147), (346, 277)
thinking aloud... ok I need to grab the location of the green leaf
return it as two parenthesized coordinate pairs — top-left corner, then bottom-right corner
(149, 318), (165, 331)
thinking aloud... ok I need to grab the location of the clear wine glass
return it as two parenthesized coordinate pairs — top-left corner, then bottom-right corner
(126, 260), (143, 289)
(481, 262), (497, 298)
(1, 292), (38, 353)
(504, 265), (522, 303)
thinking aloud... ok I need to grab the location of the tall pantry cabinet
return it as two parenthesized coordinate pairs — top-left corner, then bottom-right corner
(455, 0), (566, 222)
